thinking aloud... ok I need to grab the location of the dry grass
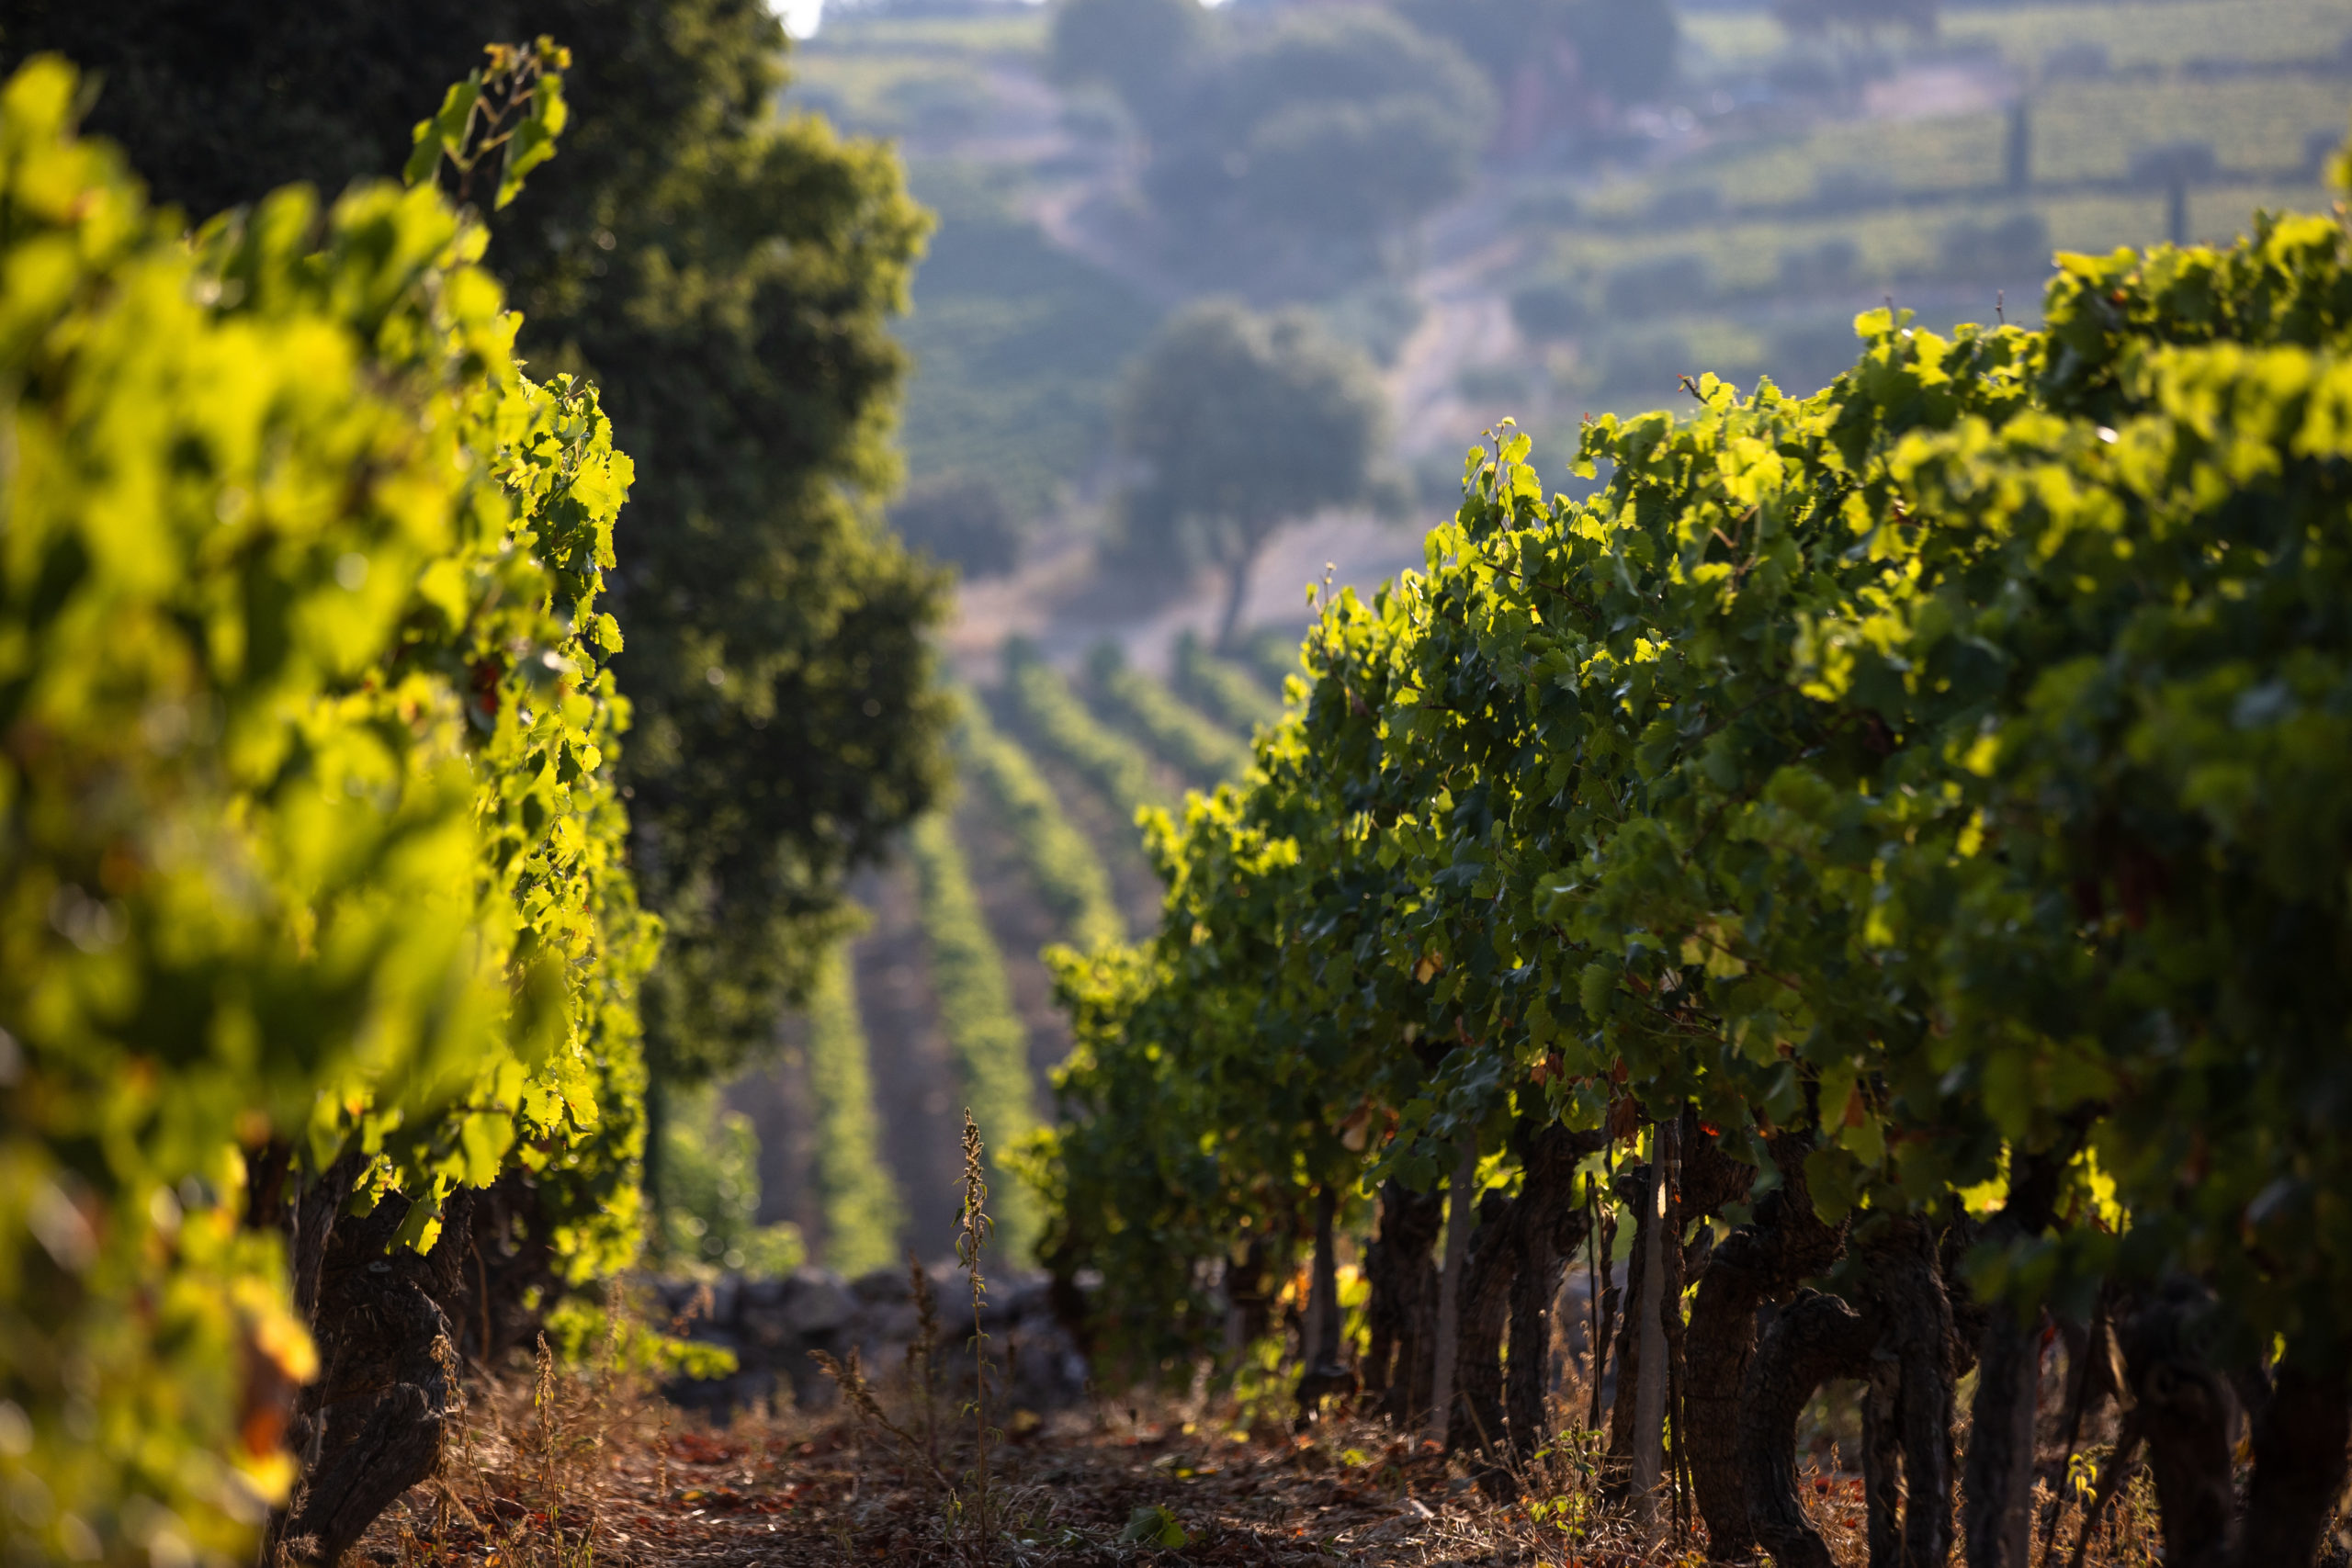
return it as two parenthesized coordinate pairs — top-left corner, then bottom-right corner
(353, 1352), (2168, 1568)
(355, 1309), (2186, 1568)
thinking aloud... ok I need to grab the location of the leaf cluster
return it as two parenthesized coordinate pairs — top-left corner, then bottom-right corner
(0, 56), (652, 1559)
(1045, 156), (2352, 1370)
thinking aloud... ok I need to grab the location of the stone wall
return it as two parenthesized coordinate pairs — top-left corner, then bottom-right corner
(648, 1264), (1090, 1422)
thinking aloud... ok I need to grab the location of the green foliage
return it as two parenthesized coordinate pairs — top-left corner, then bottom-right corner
(800, 944), (906, 1277)
(653, 1086), (808, 1277)
(1048, 0), (1206, 126)
(0, 55), (651, 1560)
(1085, 645), (1250, 788)
(1172, 631), (1283, 736)
(909, 814), (1044, 1266)
(956, 700), (1126, 952)
(6, 0), (959, 1089)
(890, 472), (1022, 582)
(1000, 641), (1168, 823)
(1395, 0), (1679, 105)
(1046, 152), (2352, 1372)
(1775, 0), (1939, 38)
(1144, 9), (1491, 254)
(1113, 302), (1387, 645)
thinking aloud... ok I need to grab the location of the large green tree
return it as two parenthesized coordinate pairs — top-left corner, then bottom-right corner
(1143, 8), (1492, 265)
(1, 0), (956, 1084)
(1113, 301), (1387, 649)
(1048, 0), (1207, 131)
(1394, 0), (1680, 107)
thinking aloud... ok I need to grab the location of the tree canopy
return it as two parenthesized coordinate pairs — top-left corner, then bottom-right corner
(1140, 8), (1492, 269)
(1773, 0), (1939, 39)
(1396, 0), (1680, 106)
(1048, 0), (1208, 130)
(1113, 301), (1386, 648)
(3, 0), (956, 1087)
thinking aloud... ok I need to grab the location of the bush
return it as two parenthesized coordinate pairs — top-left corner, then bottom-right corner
(892, 474), (1023, 581)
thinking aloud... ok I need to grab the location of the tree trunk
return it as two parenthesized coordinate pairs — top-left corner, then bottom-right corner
(1863, 1219), (1958, 1568)
(1965, 1318), (2040, 1568)
(1740, 1290), (1876, 1568)
(2237, 1356), (2350, 1568)
(1454, 1189), (1516, 1472)
(276, 1186), (476, 1566)
(1225, 1235), (1273, 1365)
(2120, 1281), (2237, 1568)
(1428, 1142), (1478, 1446)
(1606, 1162), (1653, 1483)
(1215, 537), (1266, 655)
(1295, 1184), (1352, 1416)
(1506, 1129), (1596, 1462)
(1963, 1153), (2065, 1568)
(1301, 1185), (1340, 1372)
(1587, 1187), (1618, 1436)
(1686, 1140), (1849, 1556)
(1632, 1125), (1672, 1530)
(1862, 1356), (1905, 1568)
(1364, 1179), (1442, 1427)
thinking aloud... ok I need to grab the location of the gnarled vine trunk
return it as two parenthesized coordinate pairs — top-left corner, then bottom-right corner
(1454, 1189), (1517, 1475)
(1364, 1179), (1442, 1427)
(1963, 1152), (2064, 1568)
(1686, 1136), (1846, 1560)
(2239, 1357), (2352, 1567)
(270, 1184), (476, 1566)
(1740, 1290), (1876, 1568)
(1505, 1125), (1600, 1463)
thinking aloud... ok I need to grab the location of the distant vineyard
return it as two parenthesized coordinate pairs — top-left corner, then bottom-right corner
(1088, 644), (1253, 786)
(801, 946), (905, 1278)
(956, 697), (1128, 950)
(1000, 639), (1168, 818)
(1172, 630), (1283, 735)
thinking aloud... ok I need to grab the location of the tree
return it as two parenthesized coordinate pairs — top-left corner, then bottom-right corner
(892, 473), (1024, 581)
(1396, 0), (1680, 107)
(1113, 302), (1385, 649)
(1143, 9), (1491, 259)
(1773, 0), (1938, 39)
(1236, 95), (1481, 243)
(2, 0), (956, 1091)
(1048, 0), (1207, 131)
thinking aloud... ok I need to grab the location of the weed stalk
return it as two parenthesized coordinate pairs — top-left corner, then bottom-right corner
(957, 1109), (996, 1564)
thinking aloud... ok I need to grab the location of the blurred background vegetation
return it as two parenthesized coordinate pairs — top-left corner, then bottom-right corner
(19, 0), (2341, 1278)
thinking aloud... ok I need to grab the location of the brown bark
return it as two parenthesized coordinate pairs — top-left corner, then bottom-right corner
(2236, 1356), (2349, 1568)
(1454, 1188), (1516, 1471)
(1686, 1137), (1846, 1559)
(1295, 1185), (1354, 1416)
(277, 1186), (476, 1566)
(1506, 1126), (1598, 1462)
(1855, 1219), (1957, 1568)
(1961, 1150), (2064, 1568)
(2119, 1281), (2236, 1568)
(1605, 1161), (1654, 1483)
(1364, 1179), (1442, 1427)
(1861, 1355), (1904, 1568)
(1740, 1290), (1877, 1568)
